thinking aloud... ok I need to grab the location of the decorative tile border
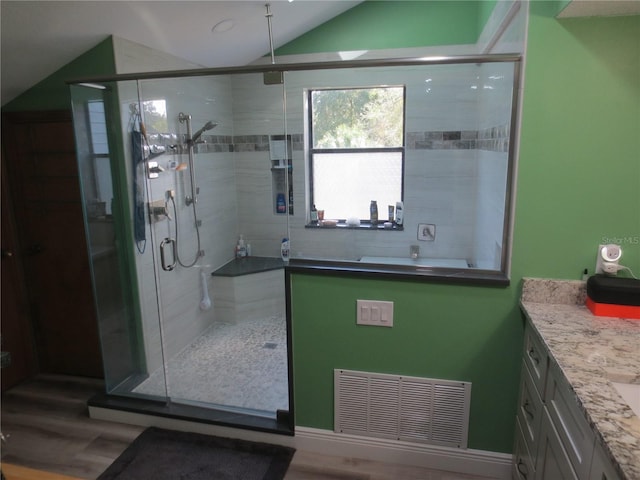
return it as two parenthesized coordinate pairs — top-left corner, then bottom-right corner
(147, 128), (509, 155)
(407, 124), (510, 152)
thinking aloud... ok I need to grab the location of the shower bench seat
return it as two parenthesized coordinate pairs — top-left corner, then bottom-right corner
(211, 256), (286, 324)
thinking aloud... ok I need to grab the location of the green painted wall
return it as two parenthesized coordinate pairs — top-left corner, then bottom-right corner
(2, 37), (116, 112)
(514, 7), (640, 278)
(291, 274), (522, 452)
(289, 2), (640, 455)
(275, 1), (481, 56)
(477, 0), (498, 35)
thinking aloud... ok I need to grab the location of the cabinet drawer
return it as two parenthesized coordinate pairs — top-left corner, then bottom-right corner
(513, 417), (535, 480)
(517, 363), (543, 458)
(535, 409), (579, 480)
(523, 322), (548, 398)
(545, 362), (595, 479)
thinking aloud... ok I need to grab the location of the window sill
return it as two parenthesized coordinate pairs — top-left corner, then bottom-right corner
(285, 258), (510, 286)
(305, 221), (403, 231)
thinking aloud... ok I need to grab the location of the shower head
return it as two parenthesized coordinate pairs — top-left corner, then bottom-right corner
(190, 121), (217, 143)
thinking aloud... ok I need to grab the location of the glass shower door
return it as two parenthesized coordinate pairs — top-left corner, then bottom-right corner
(134, 72), (291, 418)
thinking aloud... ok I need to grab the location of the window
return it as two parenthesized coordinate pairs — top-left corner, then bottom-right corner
(309, 87), (405, 222)
(87, 100), (113, 216)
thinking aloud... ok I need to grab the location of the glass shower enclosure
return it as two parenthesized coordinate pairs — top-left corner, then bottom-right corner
(70, 54), (520, 434)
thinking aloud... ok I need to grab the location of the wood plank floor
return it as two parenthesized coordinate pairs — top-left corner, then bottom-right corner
(1, 375), (491, 480)
(2, 463), (84, 480)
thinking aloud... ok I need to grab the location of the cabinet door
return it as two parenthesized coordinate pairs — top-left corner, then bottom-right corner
(517, 363), (543, 458)
(545, 362), (595, 479)
(535, 410), (579, 480)
(523, 323), (548, 397)
(513, 417), (535, 480)
(589, 443), (621, 480)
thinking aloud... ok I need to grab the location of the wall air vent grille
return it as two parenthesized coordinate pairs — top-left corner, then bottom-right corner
(334, 369), (471, 448)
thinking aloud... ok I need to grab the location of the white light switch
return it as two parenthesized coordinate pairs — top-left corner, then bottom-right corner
(361, 305), (371, 322)
(357, 300), (394, 327)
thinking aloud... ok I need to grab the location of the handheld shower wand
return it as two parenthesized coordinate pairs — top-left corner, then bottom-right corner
(190, 121), (217, 144)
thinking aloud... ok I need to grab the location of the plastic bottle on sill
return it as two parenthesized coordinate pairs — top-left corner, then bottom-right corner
(370, 200), (378, 225)
(310, 204), (318, 224)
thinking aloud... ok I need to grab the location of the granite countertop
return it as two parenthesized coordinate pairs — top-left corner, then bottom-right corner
(521, 278), (640, 480)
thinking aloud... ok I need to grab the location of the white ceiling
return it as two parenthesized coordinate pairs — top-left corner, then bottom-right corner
(0, 0), (361, 106)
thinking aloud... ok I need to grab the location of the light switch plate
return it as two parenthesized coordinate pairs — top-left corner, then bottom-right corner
(357, 300), (394, 327)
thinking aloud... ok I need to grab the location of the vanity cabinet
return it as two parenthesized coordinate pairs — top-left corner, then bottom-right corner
(513, 319), (620, 480)
(513, 322), (548, 480)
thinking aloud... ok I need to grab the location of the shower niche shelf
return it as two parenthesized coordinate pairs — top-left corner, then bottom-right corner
(270, 134), (293, 215)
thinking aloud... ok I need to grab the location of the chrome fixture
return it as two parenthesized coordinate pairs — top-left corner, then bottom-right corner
(178, 112), (216, 206)
(190, 120), (217, 144)
(170, 112), (216, 268)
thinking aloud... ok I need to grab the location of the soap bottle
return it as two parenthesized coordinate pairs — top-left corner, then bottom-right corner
(370, 200), (378, 225)
(310, 204), (318, 224)
(236, 235), (247, 258)
(280, 238), (290, 263)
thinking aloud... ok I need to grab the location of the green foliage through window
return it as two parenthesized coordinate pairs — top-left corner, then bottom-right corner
(311, 87), (404, 148)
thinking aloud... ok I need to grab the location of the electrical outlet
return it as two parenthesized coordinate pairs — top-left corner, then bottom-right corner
(356, 300), (394, 327)
(595, 244), (622, 275)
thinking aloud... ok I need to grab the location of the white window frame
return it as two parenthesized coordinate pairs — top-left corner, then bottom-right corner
(307, 86), (406, 226)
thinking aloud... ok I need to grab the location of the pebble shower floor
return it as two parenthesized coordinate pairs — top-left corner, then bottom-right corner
(133, 315), (289, 414)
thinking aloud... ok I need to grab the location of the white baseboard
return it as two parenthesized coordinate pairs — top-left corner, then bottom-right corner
(89, 406), (511, 479)
(294, 427), (512, 480)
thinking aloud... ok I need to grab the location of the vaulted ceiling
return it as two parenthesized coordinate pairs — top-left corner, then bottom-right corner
(0, 1), (361, 106)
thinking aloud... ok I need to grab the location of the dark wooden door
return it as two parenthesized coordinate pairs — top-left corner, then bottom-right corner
(1, 156), (37, 391)
(2, 110), (103, 378)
